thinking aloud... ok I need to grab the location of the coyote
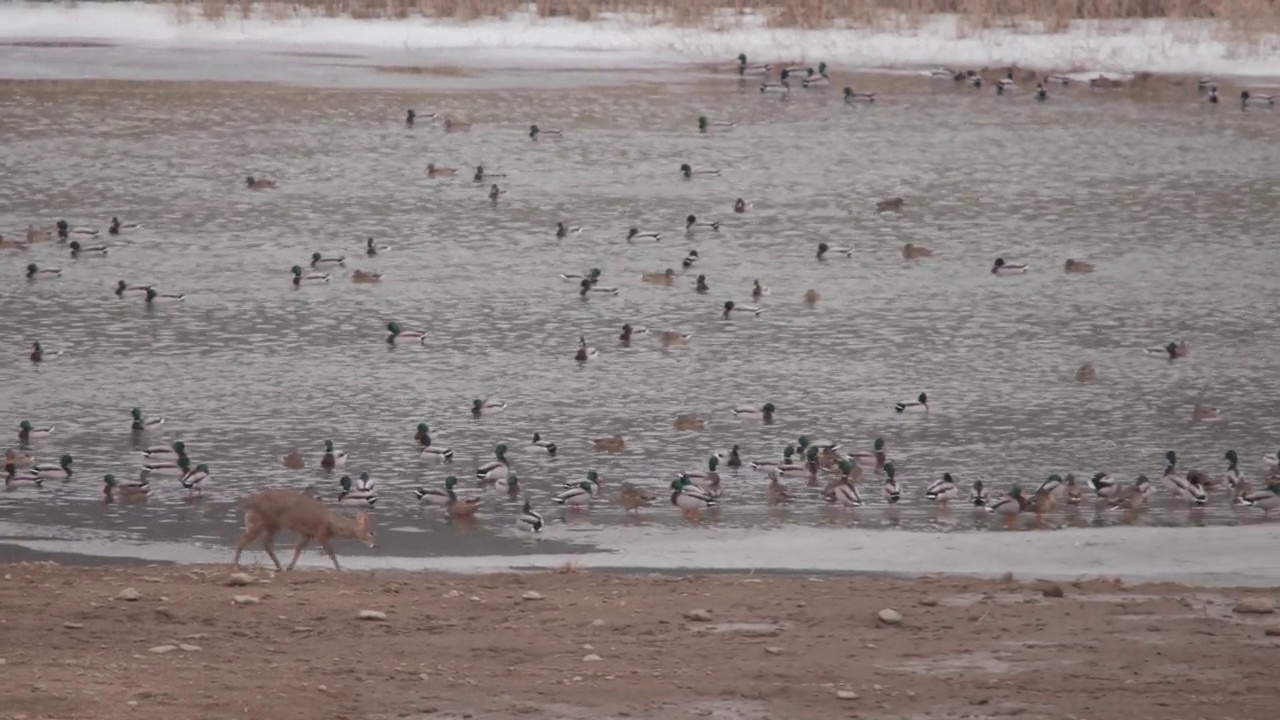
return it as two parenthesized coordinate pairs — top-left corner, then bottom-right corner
(232, 489), (376, 571)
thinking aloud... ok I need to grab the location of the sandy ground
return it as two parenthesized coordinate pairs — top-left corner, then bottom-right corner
(1, 563), (1279, 720)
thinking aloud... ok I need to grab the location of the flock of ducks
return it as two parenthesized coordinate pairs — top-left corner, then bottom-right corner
(6, 54), (1279, 543)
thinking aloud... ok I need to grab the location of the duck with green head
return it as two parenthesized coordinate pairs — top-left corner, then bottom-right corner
(103, 474), (149, 500)
(144, 288), (186, 304)
(722, 300), (763, 319)
(1161, 450), (1206, 505)
(1238, 481), (1280, 513)
(529, 124), (563, 140)
(732, 402), (775, 423)
(925, 473), (959, 505)
(130, 407), (164, 433)
(387, 322), (427, 345)
(882, 463), (901, 503)
(143, 454), (190, 478)
(18, 421), (54, 445)
(531, 433), (557, 457)
(849, 438), (887, 469)
(414, 475), (460, 505)
(69, 240), (108, 258)
(310, 251), (345, 270)
(555, 481), (595, 509)
(5, 462), (43, 487)
(987, 486), (1025, 525)
(561, 471), (602, 496)
(416, 424), (454, 463)
(471, 399), (507, 418)
(894, 393), (928, 413)
(141, 440), (185, 461)
(476, 444), (511, 483)
(802, 62), (830, 89)
(736, 53), (771, 77)
(321, 440), (346, 470)
(680, 163), (721, 179)
(698, 115), (735, 133)
(337, 474), (377, 506)
(26, 263), (62, 279)
(180, 463), (211, 496)
(519, 499), (543, 531)
(291, 265), (330, 286)
(670, 475), (717, 516)
(115, 280), (152, 298)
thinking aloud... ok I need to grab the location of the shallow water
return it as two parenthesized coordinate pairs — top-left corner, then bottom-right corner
(2, 58), (1280, 572)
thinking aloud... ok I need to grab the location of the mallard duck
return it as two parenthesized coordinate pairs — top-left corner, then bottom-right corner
(618, 323), (643, 344)
(476, 444), (510, 482)
(1064, 258), (1094, 273)
(682, 250), (700, 269)
(751, 280), (770, 299)
(555, 481), (595, 509)
(106, 213), (140, 234)
(750, 446), (796, 472)
(674, 414), (705, 431)
(574, 336), (599, 362)
(1161, 451), (1206, 505)
(970, 480), (989, 507)
(802, 63), (830, 89)
(1223, 450), (1245, 490)
(875, 197), (904, 213)
(443, 117), (471, 132)
(592, 436), (625, 452)
(141, 440), (184, 461)
(17, 421), (54, 445)
(102, 474), (148, 500)
(526, 432), (557, 457)
(882, 463), (901, 503)
(698, 116), (735, 133)
(415, 476), (461, 505)
(282, 450), (305, 469)
(849, 438), (887, 470)
(143, 454), (190, 478)
(824, 477), (864, 507)
(55, 220), (99, 239)
(718, 445), (743, 469)
(555, 221), (583, 239)
(386, 322), (427, 345)
(796, 436), (839, 455)
(471, 399), (507, 418)
(803, 289), (821, 307)
(405, 109), (417, 127)
(1191, 404), (1221, 422)
(1034, 474), (1066, 501)
(310, 252), (345, 270)
(842, 87), (875, 103)
(4, 449), (34, 468)
(1063, 474), (1083, 504)
(618, 483), (655, 512)
(1087, 472), (1119, 498)
(115, 281), (152, 298)
(128, 408), (164, 433)
(69, 240), (107, 257)
(337, 474), (377, 506)
(926, 473), (960, 506)
(1205, 88), (1219, 104)
(765, 471), (793, 503)
(722, 301), (763, 319)
(1044, 73), (1071, 85)
(1027, 487), (1055, 522)
(996, 79), (1017, 95)
(579, 278), (619, 297)
(246, 176), (276, 190)
(472, 165), (503, 182)
(488, 184), (506, 202)
(736, 53), (771, 77)
(1144, 341), (1187, 359)
(529, 124), (562, 140)
(759, 72), (791, 94)
(144, 288), (185, 304)
(641, 268), (676, 286)
(1238, 482), (1280, 513)
(4, 462), (43, 487)
(291, 266), (330, 286)
(426, 163), (458, 178)
(517, 500), (544, 532)
(685, 214), (720, 233)
(626, 228), (662, 242)
(659, 330), (691, 347)
(902, 243), (933, 259)
(680, 163), (721, 179)
(1109, 476), (1153, 512)
(26, 263), (62, 279)
(816, 242), (853, 259)
(732, 403), (775, 422)
(416, 426), (454, 463)
(352, 269), (382, 284)
(671, 476), (717, 517)
(685, 455), (721, 483)
(694, 275), (710, 293)
(733, 198), (752, 213)
(1241, 90), (1275, 108)
(561, 471), (602, 496)
(31, 453), (73, 480)
(29, 342), (61, 364)
(180, 463), (211, 496)
(1034, 83), (1048, 101)
(1075, 362), (1098, 381)
(987, 486), (1025, 524)
(894, 393), (929, 413)
(561, 268), (600, 284)
(321, 440), (347, 470)
(992, 257), (1028, 275)
(446, 492), (481, 518)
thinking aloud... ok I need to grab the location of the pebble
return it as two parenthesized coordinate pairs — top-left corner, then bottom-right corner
(232, 595), (260, 605)
(0, 658), (6, 666)
(1264, 626), (1280, 637)
(63, 622), (85, 630)
(149, 645), (178, 654)
(590, 619), (605, 627)
(764, 646), (783, 655)
(317, 684), (328, 693)
(836, 690), (859, 700)
(178, 644), (202, 652)
(226, 573), (255, 587)
(878, 608), (903, 625)
(1042, 584), (1065, 599)
(522, 590), (544, 601)
(358, 610), (388, 621)
(919, 598), (940, 607)
(583, 653), (603, 662)
(442, 590), (462, 598)
(683, 609), (713, 622)
(117, 587), (141, 602)
(1233, 598), (1275, 615)
(140, 576), (163, 583)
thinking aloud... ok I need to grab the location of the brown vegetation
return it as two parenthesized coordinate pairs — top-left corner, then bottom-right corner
(169, 0), (1280, 33)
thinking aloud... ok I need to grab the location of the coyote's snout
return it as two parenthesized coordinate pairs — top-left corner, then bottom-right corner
(233, 489), (376, 571)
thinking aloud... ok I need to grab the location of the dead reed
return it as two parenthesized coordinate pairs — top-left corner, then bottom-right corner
(165, 0), (1280, 34)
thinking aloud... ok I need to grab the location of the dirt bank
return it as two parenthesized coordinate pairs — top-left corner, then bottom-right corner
(1, 563), (1278, 720)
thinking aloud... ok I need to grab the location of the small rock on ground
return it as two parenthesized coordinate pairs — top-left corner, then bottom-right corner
(225, 573), (255, 587)
(232, 595), (260, 605)
(1042, 584), (1065, 598)
(178, 644), (202, 652)
(583, 653), (603, 662)
(684, 609), (713, 622)
(1234, 598), (1275, 615)
(836, 690), (859, 700)
(149, 645), (178, 654)
(358, 610), (387, 621)
(878, 608), (903, 625)
(63, 622), (84, 629)
(521, 590), (544, 601)
(764, 646), (783, 655)
(117, 587), (141, 601)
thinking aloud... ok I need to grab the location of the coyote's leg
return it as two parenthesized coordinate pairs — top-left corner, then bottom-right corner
(233, 510), (266, 567)
(261, 528), (283, 571)
(319, 536), (341, 570)
(286, 535), (312, 571)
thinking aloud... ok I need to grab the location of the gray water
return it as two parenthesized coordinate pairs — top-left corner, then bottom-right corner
(3, 55), (1280, 568)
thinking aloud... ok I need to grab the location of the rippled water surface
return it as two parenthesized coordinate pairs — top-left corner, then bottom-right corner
(3, 63), (1280, 566)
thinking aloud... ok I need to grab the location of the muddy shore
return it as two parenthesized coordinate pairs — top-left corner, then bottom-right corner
(1, 563), (1278, 720)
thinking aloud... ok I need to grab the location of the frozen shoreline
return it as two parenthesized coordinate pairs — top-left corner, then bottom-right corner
(4, 518), (1278, 587)
(2, 2), (1280, 79)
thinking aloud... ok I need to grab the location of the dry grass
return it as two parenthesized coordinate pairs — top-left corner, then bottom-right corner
(164, 0), (1280, 33)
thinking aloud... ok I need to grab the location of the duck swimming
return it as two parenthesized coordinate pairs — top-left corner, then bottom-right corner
(894, 392), (928, 413)
(130, 408), (164, 433)
(337, 474), (377, 506)
(842, 87), (875, 103)
(69, 240), (108, 257)
(471, 399), (507, 418)
(29, 342), (60, 364)
(246, 176), (276, 190)
(109, 217), (141, 235)
(641, 268), (676, 286)
(529, 124), (563, 140)
(875, 197), (904, 212)
(698, 116), (735, 133)
(365, 238), (389, 256)
(736, 53), (771, 77)
(320, 440), (347, 470)
(386, 322), (427, 345)
(34, 454), (74, 480)
(291, 266), (330, 286)
(816, 242), (853, 259)
(414, 476), (460, 505)
(751, 279), (769, 299)
(145, 288), (186, 304)
(686, 215), (720, 232)
(472, 165), (504, 182)
(902, 243), (933, 259)
(180, 463), (212, 497)
(722, 300), (763, 319)
(760, 70), (792, 94)
(732, 403), (775, 422)
(426, 163), (458, 177)
(575, 336), (598, 362)
(102, 474), (148, 500)
(488, 184), (506, 202)
(18, 421), (54, 445)
(1034, 83), (1048, 101)
(56, 220), (99, 239)
(694, 274), (709, 293)
(556, 222), (583, 239)
(680, 163), (721, 179)
(802, 63), (830, 89)
(115, 281), (152, 298)
(1144, 341), (1187, 360)
(627, 228), (662, 242)
(733, 198), (751, 213)
(992, 257), (1028, 274)
(531, 432), (558, 457)
(26, 263), (62, 279)
(352, 269), (382, 284)
(416, 425), (454, 463)
(580, 278), (619, 297)
(1064, 259), (1094, 273)
(1241, 90), (1275, 108)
